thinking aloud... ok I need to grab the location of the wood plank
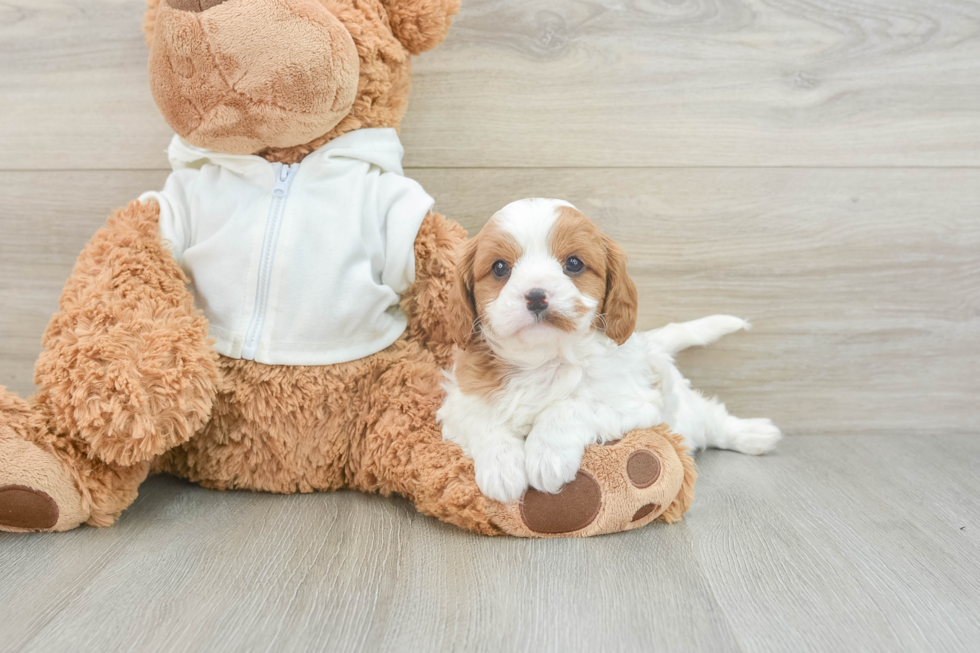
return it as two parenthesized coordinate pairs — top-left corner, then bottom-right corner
(0, 170), (170, 393)
(690, 435), (980, 653)
(1, 436), (977, 652)
(2, 168), (976, 437)
(2, 0), (980, 170)
(0, 478), (739, 653)
(404, 0), (980, 167)
(420, 166), (980, 437)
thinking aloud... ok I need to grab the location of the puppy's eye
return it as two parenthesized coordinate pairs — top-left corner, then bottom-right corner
(491, 260), (511, 278)
(564, 256), (584, 275)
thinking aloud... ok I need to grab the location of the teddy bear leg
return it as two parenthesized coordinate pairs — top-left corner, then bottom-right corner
(0, 388), (149, 532)
(347, 351), (696, 537)
(1, 198), (217, 532)
(487, 427), (697, 537)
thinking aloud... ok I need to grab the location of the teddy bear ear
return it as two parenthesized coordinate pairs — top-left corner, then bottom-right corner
(381, 0), (460, 55)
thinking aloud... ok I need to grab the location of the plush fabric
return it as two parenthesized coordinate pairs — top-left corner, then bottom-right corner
(148, 0), (360, 155)
(0, 0), (695, 536)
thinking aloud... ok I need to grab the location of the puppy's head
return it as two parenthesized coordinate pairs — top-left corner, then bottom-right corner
(448, 199), (638, 352)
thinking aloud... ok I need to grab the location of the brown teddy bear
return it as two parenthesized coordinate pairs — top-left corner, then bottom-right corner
(0, 0), (695, 537)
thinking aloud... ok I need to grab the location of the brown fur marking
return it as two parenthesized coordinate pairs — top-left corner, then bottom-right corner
(600, 234), (639, 345)
(550, 206), (609, 307)
(446, 237), (479, 348)
(542, 310), (579, 332)
(470, 222), (522, 318)
(550, 206), (638, 344)
(446, 219), (523, 348)
(454, 339), (510, 400)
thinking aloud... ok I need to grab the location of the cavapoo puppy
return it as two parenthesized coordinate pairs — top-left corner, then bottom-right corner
(437, 198), (781, 503)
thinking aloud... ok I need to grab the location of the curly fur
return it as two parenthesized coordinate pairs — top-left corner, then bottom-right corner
(381, 0), (460, 55)
(150, 215), (496, 534)
(401, 212), (469, 369)
(33, 200), (219, 468)
(657, 429), (697, 524)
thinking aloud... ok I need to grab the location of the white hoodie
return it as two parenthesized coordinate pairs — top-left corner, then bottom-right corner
(139, 128), (434, 366)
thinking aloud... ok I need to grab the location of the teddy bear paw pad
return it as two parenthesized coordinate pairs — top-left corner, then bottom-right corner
(626, 450), (661, 487)
(519, 471), (602, 534)
(0, 485), (59, 530)
(0, 430), (89, 532)
(485, 426), (691, 538)
(631, 503), (660, 522)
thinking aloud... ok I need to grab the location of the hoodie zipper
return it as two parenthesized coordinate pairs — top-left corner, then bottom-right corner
(241, 162), (299, 361)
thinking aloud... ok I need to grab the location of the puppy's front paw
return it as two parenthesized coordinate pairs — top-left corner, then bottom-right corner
(525, 437), (585, 495)
(474, 443), (528, 504)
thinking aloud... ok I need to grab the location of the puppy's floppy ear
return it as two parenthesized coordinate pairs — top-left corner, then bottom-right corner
(447, 237), (478, 349)
(601, 235), (638, 345)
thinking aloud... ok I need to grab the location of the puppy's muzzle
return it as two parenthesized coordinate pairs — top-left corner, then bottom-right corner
(525, 288), (548, 315)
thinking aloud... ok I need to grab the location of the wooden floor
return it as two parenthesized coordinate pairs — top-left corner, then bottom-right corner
(1, 0), (979, 651)
(1, 436), (978, 653)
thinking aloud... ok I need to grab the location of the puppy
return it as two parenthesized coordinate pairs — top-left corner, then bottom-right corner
(437, 198), (781, 504)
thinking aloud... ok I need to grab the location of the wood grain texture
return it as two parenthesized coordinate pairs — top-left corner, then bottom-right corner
(2, 0), (980, 170)
(1, 0), (978, 650)
(2, 168), (977, 436)
(0, 436), (977, 653)
(419, 166), (980, 437)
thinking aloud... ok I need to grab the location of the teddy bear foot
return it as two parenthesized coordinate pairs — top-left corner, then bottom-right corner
(486, 426), (694, 538)
(0, 428), (88, 532)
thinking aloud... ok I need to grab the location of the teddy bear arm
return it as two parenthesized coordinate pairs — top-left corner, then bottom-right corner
(400, 211), (467, 368)
(381, 0), (460, 55)
(348, 357), (698, 536)
(32, 199), (220, 468)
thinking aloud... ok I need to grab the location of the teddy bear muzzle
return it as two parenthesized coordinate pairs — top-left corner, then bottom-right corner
(149, 0), (360, 154)
(167, 0), (230, 12)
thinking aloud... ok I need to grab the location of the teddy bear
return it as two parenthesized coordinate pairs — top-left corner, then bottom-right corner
(0, 0), (695, 537)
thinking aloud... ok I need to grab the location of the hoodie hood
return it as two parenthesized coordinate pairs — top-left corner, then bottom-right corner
(166, 128), (407, 176)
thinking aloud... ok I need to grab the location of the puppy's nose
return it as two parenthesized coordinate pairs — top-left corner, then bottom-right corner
(525, 289), (548, 314)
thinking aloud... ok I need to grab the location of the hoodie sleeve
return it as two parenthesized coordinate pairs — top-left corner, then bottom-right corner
(138, 169), (195, 262)
(378, 172), (435, 294)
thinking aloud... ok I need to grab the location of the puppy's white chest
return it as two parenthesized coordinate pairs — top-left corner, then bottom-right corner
(505, 363), (583, 432)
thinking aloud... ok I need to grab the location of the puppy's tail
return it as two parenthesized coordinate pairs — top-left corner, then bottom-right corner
(645, 315), (750, 356)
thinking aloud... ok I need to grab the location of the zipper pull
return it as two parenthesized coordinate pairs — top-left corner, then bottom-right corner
(273, 163), (298, 197)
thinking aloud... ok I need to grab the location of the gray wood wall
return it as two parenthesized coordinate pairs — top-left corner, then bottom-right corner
(1, 0), (977, 436)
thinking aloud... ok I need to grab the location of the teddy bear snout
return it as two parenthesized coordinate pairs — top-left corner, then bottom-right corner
(148, 0), (360, 155)
(167, 0), (229, 13)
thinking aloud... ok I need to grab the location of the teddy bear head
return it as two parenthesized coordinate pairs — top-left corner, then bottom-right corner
(142, 0), (458, 162)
